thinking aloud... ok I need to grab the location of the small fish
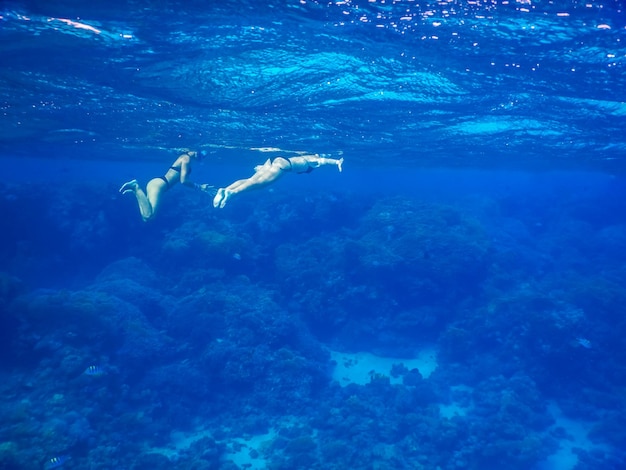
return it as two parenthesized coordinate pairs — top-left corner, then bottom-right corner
(43, 456), (70, 469)
(575, 337), (592, 349)
(83, 365), (105, 376)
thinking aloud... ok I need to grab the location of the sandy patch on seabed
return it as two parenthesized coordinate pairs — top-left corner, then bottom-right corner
(146, 427), (277, 469)
(329, 348), (438, 386)
(535, 402), (613, 470)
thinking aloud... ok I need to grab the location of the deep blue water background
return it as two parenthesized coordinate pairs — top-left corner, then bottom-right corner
(1, 1), (626, 469)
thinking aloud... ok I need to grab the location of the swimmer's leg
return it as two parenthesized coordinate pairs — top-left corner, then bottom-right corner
(120, 179), (154, 221)
(136, 188), (154, 221)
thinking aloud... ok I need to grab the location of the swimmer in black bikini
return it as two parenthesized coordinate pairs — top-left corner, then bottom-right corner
(119, 150), (215, 221)
(213, 154), (343, 209)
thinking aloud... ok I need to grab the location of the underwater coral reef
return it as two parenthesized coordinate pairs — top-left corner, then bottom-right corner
(1, 175), (625, 469)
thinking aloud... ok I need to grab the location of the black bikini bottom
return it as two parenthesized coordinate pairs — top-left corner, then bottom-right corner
(157, 176), (170, 189)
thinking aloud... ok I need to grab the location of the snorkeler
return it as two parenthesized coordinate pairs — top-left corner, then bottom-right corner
(212, 154), (344, 209)
(119, 150), (215, 221)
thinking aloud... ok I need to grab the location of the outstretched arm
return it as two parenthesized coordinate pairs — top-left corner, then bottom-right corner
(301, 154), (343, 172)
(175, 152), (215, 194)
(196, 183), (217, 196)
(183, 176), (216, 195)
(179, 154), (194, 187)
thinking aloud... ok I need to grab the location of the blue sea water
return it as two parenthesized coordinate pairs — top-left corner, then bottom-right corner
(1, 0), (626, 469)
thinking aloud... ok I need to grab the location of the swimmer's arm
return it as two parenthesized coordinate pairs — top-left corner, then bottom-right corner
(196, 183), (217, 195)
(179, 158), (192, 186)
(179, 159), (207, 190)
(182, 176), (215, 193)
(307, 154), (344, 172)
(169, 153), (212, 192)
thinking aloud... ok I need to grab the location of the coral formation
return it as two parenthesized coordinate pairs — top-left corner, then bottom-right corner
(0, 177), (625, 469)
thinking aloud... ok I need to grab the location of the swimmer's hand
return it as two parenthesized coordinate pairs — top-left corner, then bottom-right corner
(192, 183), (216, 195)
(197, 183), (217, 196)
(337, 157), (344, 173)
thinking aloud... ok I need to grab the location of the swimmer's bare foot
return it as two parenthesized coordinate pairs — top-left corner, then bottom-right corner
(219, 189), (233, 208)
(213, 188), (226, 208)
(337, 157), (344, 172)
(213, 188), (233, 208)
(119, 179), (139, 194)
